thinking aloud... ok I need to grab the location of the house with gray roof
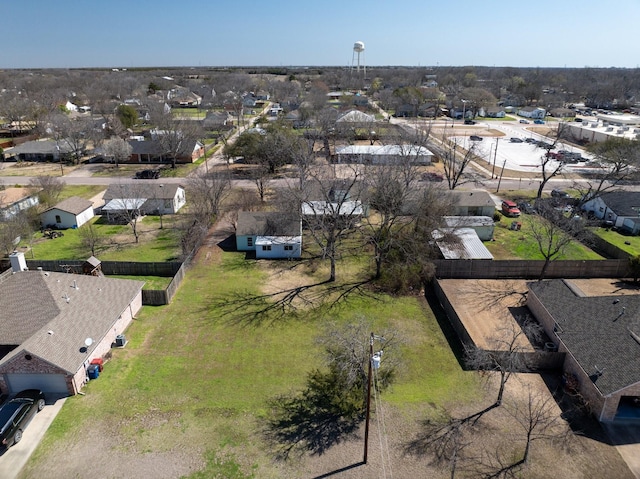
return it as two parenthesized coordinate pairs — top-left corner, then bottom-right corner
(235, 211), (302, 259)
(448, 190), (496, 217)
(40, 196), (94, 229)
(582, 191), (640, 234)
(0, 253), (144, 397)
(5, 140), (75, 162)
(527, 279), (640, 421)
(103, 183), (186, 216)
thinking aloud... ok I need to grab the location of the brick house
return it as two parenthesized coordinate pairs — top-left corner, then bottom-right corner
(0, 253), (144, 397)
(527, 279), (640, 421)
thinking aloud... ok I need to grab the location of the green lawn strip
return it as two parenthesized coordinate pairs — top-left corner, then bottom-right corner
(56, 185), (105, 201)
(592, 227), (640, 256)
(486, 215), (603, 260)
(25, 217), (182, 262)
(105, 275), (172, 290)
(28, 250), (484, 476)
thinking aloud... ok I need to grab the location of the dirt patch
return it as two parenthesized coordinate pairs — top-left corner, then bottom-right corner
(438, 279), (534, 351)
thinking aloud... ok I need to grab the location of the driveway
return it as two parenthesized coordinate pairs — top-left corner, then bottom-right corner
(0, 396), (66, 479)
(603, 421), (640, 479)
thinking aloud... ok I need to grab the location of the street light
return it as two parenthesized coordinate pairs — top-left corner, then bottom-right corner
(461, 99), (469, 124)
(492, 138), (499, 179)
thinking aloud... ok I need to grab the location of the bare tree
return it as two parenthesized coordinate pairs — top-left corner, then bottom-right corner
(102, 137), (133, 168)
(29, 176), (63, 209)
(105, 184), (147, 243)
(574, 137), (640, 206)
(300, 166), (365, 282)
(45, 112), (91, 165)
(186, 169), (231, 223)
(530, 203), (583, 280)
(0, 211), (32, 256)
(79, 221), (105, 257)
(534, 122), (572, 198)
(440, 135), (480, 190)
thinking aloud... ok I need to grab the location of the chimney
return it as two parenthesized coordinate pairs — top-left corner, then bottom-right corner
(9, 251), (27, 273)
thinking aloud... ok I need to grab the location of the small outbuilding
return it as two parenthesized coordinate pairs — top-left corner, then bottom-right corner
(41, 196), (94, 229)
(235, 211), (302, 259)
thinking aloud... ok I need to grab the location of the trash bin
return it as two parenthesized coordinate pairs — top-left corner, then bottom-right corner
(115, 334), (126, 347)
(87, 364), (100, 380)
(90, 357), (104, 372)
(516, 222), (522, 231)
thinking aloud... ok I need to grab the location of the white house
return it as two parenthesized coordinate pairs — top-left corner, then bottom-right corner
(103, 184), (186, 215)
(236, 211), (302, 259)
(335, 144), (433, 165)
(41, 196), (95, 229)
(582, 191), (640, 234)
(517, 106), (546, 119)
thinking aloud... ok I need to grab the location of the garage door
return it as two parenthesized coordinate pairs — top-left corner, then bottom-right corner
(5, 373), (69, 394)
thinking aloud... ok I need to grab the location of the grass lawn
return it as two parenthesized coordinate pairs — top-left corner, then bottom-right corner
(105, 275), (173, 290)
(486, 213), (603, 260)
(22, 249), (481, 478)
(23, 216), (183, 262)
(592, 226), (640, 256)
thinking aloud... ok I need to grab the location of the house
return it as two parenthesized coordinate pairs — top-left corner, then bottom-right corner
(432, 228), (494, 260)
(527, 279), (640, 422)
(448, 190), (496, 217)
(0, 187), (40, 220)
(103, 183), (186, 216)
(235, 211), (302, 259)
(5, 140), (75, 162)
(0, 252), (144, 397)
(443, 216), (495, 241)
(167, 88), (202, 108)
(517, 106), (546, 119)
(582, 191), (640, 234)
(302, 200), (365, 225)
(41, 196), (94, 229)
(127, 139), (204, 164)
(336, 109), (375, 124)
(481, 107), (506, 118)
(335, 145), (433, 165)
(202, 111), (232, 129)
(549, 108), (575, 118)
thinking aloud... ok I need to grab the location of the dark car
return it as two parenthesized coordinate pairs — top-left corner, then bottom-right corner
(518, 202), (536, 214)
(464, 119), (476, 125)
(509, 137), (523, 143)
(134, 169), (160, 179)
(422, 172), (444, 182)
(470, 135), (483, 141)
(0, 389), (45, 448)
(551, 189), (570, 199)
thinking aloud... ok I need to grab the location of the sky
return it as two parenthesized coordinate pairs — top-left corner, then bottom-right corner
(4, 0), (640, 69)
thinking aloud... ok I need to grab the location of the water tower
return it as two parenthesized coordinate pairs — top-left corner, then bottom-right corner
(352, 41), (366, 78)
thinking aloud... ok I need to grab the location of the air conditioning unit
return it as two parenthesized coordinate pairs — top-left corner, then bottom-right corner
(115, 334), (126, 347)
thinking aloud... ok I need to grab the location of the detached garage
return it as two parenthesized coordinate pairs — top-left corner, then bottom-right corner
(0, 253), (144, 397)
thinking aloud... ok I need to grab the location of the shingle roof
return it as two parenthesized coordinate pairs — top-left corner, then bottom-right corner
(0, 271), (144, 374)
(599, 191), (640, 217)
(103, 183), (182, 201)
(236, 211), (301, 237)
(528, 279), (640, 395)
(449, 190), (495, 208)
(45, 196), (93, 215)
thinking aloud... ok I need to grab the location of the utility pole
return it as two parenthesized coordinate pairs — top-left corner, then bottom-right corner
(492, 138), (499, 179)
(496, 157), (508, 193)
(363, 332), (373, 464)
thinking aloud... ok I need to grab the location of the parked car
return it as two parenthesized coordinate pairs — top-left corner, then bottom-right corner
(470, 135), (483, 141)
(134, 169), (160, 179)
(518, 202), (536, 214)
(534, 119), (545, 124)
(519, 119), (530, 124)
(525, 137), (537, 143)
(501, 200), (521, 217)
(422, 172), (444, 182)
(464, 119), (476, 125)
(0, 389), (45, 449)
(551, 189), (571, 199)
(509, 137), (523, 143)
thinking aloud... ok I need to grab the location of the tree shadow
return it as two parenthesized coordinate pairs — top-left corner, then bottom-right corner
(262, 370), (363, 460)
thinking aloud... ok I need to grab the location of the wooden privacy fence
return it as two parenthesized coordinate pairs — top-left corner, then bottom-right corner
(23, 259), (185, 306)
(432, 259), (631, 279)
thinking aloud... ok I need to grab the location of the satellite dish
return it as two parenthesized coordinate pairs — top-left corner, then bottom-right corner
(84, 338), (94, 347)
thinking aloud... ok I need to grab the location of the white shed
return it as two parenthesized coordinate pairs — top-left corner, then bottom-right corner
(41, 196), (94, 229)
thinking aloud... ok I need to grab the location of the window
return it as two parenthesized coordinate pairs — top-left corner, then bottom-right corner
(284, 245), (293, 251)
(247, 237), (253, 247)
(262, 245), (272, 251)
(55, 215), (62, 223)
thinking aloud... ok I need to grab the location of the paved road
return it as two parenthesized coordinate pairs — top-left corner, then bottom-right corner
(0, 397), (66, 479)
